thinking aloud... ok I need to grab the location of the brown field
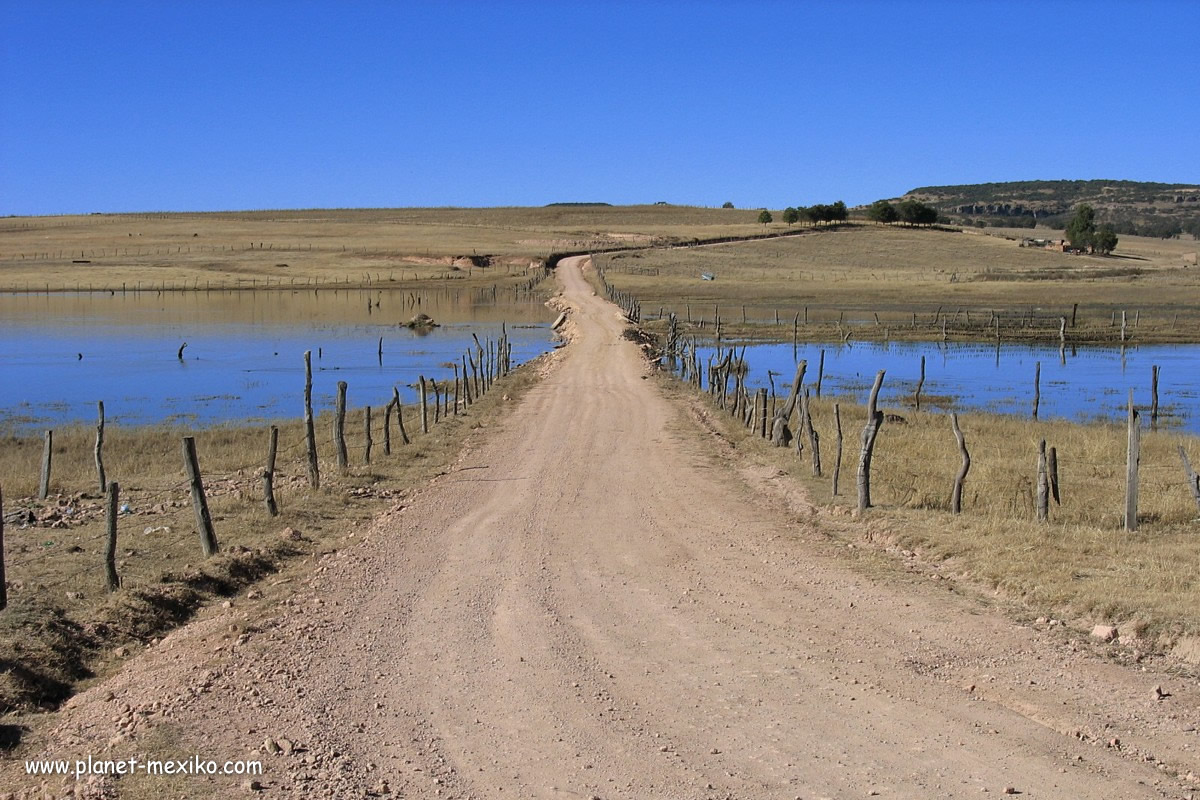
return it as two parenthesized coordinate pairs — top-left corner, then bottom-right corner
(597, 224), (1200, 343)
(0, 205), (770, 292)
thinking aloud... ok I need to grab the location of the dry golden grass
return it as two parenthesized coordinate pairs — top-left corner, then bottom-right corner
(599, 225), (1200, 343)
(0, 363), (542, 713)
(669, 373), (1200, 642)
(0, 206), (769, 291)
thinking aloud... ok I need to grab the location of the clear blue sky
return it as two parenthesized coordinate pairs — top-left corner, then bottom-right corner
(3, 1), (1198, 215)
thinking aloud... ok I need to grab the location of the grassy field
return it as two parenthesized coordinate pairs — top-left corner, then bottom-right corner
(665, 369), (1200, 649)
(598, 224), (1200, 343)
(0, 355), (545, 715)
(0, 205), (773, 292)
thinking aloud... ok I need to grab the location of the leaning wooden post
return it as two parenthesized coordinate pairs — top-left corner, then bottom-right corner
(1032, 361), (1041, 419)
(419, 377), (429, 433)
(303, 351), (320, 489)
(771, 360), (807, 447)
(334, 381), (348, 468)
(462, 355), (473, 406)
(1177, 445), (1200, 514)
(393, 387), (410, 445)
(104, 481), (120, 591)
(95, 401), (107, 494)
(0, 486), (7, 611)
(262, 425), (279, 516)
(1125, 390), (1140, 532)
(38, 429), (53, 500)
(382, 399), (393, 455)
(433, 382), (442, 424)
(182, 437), (218, 557)
(856, 370), (886, 513)
(1036, 439), (1049, 522)
(801, 388), (821, 476)
(815, 349), (825, 398)
(835, 407), (844, 494)
(950, 413), (970, 513)
(914, 355), (925, 411)
(1151, 365), (1160, 431)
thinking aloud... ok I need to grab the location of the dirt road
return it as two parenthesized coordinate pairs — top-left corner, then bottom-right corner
(16, 257), (1198, 799)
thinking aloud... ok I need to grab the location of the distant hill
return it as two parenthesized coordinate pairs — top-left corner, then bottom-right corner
(893, 180), (1200, 238)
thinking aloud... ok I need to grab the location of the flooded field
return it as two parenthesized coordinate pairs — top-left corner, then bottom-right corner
(682, 339), (1200, 433)
(0, 288), (555, 429)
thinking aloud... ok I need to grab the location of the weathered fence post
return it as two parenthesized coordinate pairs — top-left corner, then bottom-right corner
(1032, 361), (1041, 420)
(364, 406), (373, 464)
(39, 429), (53, 500)
(771, 360), (807, 447)
(758, 388), (768, 439)
(801, 388), (821, 476)
(182, 437), (218, 557)
(0, 486), (6, 611)
(419, 376), (429, 433)
(831, 404), (843, 496)
(915, 355), (925, 411)
(856, 370), (886, 513)
(262, 425), (279, 516)
(1048, 445), (1060, 505)
(1125, 390), (1140, 532)
(815, 349), (825, 398)
(433, 383), (442, 424)
(105, 481), (120, 591)
(1178, 445), (1200, 514)
(383, 399), (393, 455)
(334, 381), (348, 468)
(1151, 365), (1160, 431)
(950, 413), (970, 513)
(95, 401), (106, 493)
(393, 387), (410, 445)
(1036, 439), (1049, 522)
(303, 351), (320, 489)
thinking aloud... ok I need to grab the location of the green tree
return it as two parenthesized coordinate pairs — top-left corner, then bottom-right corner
(868, 200), (898, 224)
(722, 201), (735, 209)
(1064, 204), (1097, 249)
(782, 207), (799, 225)
(898, 199), (938, 226)
(757, 209), (773, 226)
(1094, 225), (1119, 254)
(830, 200), (848, 222)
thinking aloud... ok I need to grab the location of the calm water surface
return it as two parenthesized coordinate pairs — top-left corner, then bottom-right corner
(0, 288), (554, 429)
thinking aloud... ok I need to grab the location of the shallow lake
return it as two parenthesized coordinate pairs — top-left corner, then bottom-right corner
(0, 288), (555, 430)
(680, 340), (1200, 434)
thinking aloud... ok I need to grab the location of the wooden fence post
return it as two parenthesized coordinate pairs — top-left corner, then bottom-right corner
(182, 437), (218, 557)
(393, 387), (410, 445)
(1125, 390), (1140, 532)
(1151, 365), (1160, 431)
(95, 401), (106, 494)
(1036, 439), (1049, 522)
(419, 377), (429, 433)
(758, 388), (768, 438)
(263, 425), (279, 516)
(856, 370), (886, 513)
(771, 360), (807, 447)
(105, 481), (120, 591)
(334, 381), (348, 468)
(1178, 445), (1200, 514)
(39, 429), (53, 500)
(831, 404), (843, 496)
(1048, 446), (1060, 505)
(815, 349), (825, 398)
(0, 486), (6, 611)
(801, 388), (821, 476)
(383, 399), (393, 455)
(950, 413), (970, 513)
(915, 355), (925, 411)
(364, 406), (373, 464)
(303, 351), (320, 489)
(1032, 361), (1041, 420)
